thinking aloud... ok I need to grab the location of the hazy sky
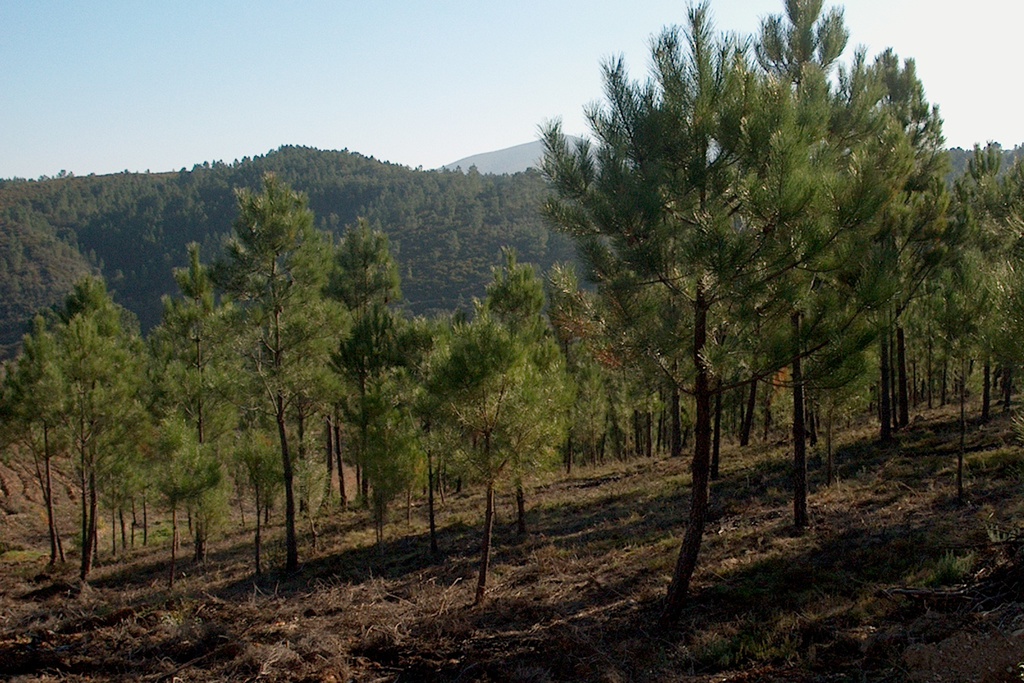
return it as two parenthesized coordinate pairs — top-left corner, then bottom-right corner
(1, 1), (1019, 179)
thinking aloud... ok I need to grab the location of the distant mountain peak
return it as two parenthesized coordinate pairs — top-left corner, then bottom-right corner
(443, 140), (546, 175)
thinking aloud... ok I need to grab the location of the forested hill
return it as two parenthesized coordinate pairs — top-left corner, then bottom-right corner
(0, 146), (573, 355)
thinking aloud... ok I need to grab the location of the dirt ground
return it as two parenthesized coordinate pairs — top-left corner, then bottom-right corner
(3, 407), (1024, 681)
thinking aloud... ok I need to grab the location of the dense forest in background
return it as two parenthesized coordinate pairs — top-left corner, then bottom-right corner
(0, 146), (571, 355)
(2, 141), (1023, 358)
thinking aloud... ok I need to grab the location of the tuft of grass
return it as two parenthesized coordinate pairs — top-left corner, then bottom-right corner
(924, 551), (975, 587)
(692, 618), (800, 670)
(0, 548), (46, 564)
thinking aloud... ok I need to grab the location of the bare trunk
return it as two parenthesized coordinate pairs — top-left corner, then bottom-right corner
(792, 312), (808, 529)
(711, 387), (722, 481)
(276, 394), (299, 572)
(516, 483), (526, 535)
(475, 480), (496, 604)
(982, 360), (991, 422)
(661, 289), (712, 626)
(927, 331), (934, 409)
(671, 381), (683, 458)
(741, 379), (757, 447)
(880, 331), (892, 444)
(897, 325), (909, 428)
(958, 357), (966, 505)
(169, 506), (177, 588)
(825, 407), (835, 487)
(334, 416), (347, 509)
(254, 485), (263, 576)
(79, 441), (91, 581)
(43, 426), (62, 564)
(427, 446), (438, 556)
(119, 508), (127, 554)
(1004, 365), (1013, 412)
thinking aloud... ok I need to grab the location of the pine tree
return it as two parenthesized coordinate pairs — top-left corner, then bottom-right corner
(1, 315), (67, 565)
(213, 174), (340, 572)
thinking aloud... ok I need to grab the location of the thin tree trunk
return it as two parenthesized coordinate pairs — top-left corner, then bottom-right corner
(276, 395), (299, 572)
(335, 417), (347, 509)
(927, 331), (934, 409)
(671, 382), (683, 458)
(897, 325), (909, 428)
(475, 480), (496, 605)
(428, 446), (438, 556)
(42, 425), (62, 564)
(711, 387), (722, 481)
(169, 507), (177, 588)
(890, 330), (900, 432)
(645, 411), (653, 459)
(325, 416), (334, 498)
(79, 442), (90, 581)
(958, 357), (966, 505)
(119, 508), (127, 554)
(941, 357), (948, 406)
(825, 407), (835, 486)
(792, 312), (808, 529)
(741, 379), (757, 447)
(982, 360), (991, 422)
(516, 483), (526, 535)
(911, 359), (918, 407)
(1004, 365), (1013, 412)
(880, 331), (893, 444)
(143, 495), (148, 547)
(254, 489), (263, 576)
(661, 289), (712, 626)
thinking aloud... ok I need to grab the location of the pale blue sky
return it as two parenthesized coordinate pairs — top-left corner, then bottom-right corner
(1, 1), (1018, 179)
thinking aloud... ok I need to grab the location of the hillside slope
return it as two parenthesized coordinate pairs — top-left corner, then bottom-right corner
(0, 146), (574, 353)
(2, 403), (1023, 681)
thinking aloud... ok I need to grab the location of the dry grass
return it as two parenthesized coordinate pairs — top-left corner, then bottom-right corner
(3, 404), (1024, 681)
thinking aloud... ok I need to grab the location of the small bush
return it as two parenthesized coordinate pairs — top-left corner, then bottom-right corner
(925, 551), (974, 587)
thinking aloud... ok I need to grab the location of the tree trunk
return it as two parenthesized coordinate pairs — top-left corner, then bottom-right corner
(792, 312), (808, 529)
(941, 357), (948, 406)
(143, 495), (148, 547)
(927, 331), (934, 409)
(1003, 362), (1011, 411)
(334, 416), (347, 509)
(79, 442), (91, 581)
(43, 426), (62, 564)
(254, 489), (263, 576)
(711, 387), (722, 481)
(119, 508), (127, 554)
(325, 416), (334, 498)
(671, 382), (683, 458)
(475, 480), (496, 605)
(879, 331), (892, 444)
(982, 360), (991, 422)
(276, 394), (299, 572)
(1004, 365), (1013, 412)
(897, 325), (909, 428)
(428, 447), (438, 556)
(645, 411), (653, 458)
(741, 379), (757, 447)
(516, 483), (526, 535)
(958, 357), (966, 505)
(169, 507), (177, 588)
(825, 406), (835, 487)
(661, 289), (712, 626)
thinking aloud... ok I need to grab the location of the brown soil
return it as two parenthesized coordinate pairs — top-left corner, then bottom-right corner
(3, 406), (1024, 681)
